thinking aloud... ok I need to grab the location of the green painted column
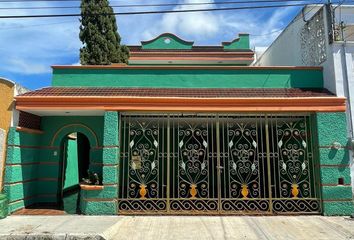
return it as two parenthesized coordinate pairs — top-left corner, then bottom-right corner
(316, 112), (354, 216)
(81, 111), (119, 215)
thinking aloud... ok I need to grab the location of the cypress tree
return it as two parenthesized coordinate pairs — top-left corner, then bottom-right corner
(79, 0), (129, 65)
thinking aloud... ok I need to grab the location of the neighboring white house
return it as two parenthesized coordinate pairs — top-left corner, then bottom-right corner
(254, 4), (354, 185)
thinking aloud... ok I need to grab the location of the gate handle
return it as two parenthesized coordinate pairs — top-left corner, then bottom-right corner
(216, 166), (224, 169)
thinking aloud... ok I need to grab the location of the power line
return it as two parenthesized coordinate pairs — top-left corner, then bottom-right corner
(0, 0), (77, 2)
(334, 0), (347, 8)
(0, 3), (326, 19)
(0, 0), (318, 2)
(0, 0), (317, 10)
(0, 0), (332, 39)
(0, 20), (76, 30)
(0, 1), (326, 34)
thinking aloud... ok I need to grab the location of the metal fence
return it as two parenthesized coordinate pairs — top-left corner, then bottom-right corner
(118, 114), (320, 215)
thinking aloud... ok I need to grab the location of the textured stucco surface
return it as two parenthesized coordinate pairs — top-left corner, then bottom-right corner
(316, 112), (349, 146)
(320, 167), (352, 185)
(80, 112), (119, 215)
(322, 202), (354, 216)
(4, 181), (57, 202)
(103, 166), (118, 185)
(81, 200), (117, 215)
(4, 129), (41, 213)
(0, 80), (14, 191)
(322, 186), (353, 199)
(7, 127), (41, 146)
(5, 146), (39, 164)
(4, 182), (36, 201)
(103, 112), (119, 147)
(4, 116), (105, 213)
(316, 112), (354, 215)
(318, 148), (350, 165)
(102, 148), (119, 165)
(0, 80), (14, 132)
(4, 165), (37, 183)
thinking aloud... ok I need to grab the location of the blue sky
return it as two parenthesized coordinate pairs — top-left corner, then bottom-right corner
(0, 0), (305, 90)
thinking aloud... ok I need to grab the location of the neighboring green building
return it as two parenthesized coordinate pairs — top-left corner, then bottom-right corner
(3, 33), (353, 216)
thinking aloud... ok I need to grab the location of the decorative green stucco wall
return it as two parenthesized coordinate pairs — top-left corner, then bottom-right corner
(223, 34), (250, 50)
(3, 128), (59, 212)
(4, 116), (104, 213)
(141, 33), (193, 50)
(4, 111), (353, 216)
(52, 68), (323, 89)
(80, 111), (119, 215)
(316, 112), (354, 216)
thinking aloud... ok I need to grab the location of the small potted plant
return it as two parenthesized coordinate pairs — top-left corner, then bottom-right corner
(80, 170), (104, 190)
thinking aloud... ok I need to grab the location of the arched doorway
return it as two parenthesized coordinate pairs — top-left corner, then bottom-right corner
(59, 132), (90, 214)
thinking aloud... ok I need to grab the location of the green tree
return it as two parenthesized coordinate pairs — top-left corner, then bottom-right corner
(79, 0), (129, 65)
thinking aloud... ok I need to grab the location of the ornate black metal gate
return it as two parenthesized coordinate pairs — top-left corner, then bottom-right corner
(118, 114), (321, 214)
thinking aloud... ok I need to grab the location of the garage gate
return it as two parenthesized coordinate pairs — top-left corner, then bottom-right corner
(118, 114), (321, 215)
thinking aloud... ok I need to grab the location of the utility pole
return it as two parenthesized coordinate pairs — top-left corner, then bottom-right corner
(325, 0), (335, 43)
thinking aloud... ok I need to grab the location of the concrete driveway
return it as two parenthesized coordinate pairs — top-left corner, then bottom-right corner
(0, 215), (354, 239)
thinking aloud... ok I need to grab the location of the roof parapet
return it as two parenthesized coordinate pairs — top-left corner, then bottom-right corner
(222, 33), (250, 50)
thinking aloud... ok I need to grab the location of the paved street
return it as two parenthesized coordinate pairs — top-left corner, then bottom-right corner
(1, 215), (354, 239)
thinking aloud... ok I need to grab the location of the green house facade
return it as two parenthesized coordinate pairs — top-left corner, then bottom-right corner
(3, 33), (353, 216)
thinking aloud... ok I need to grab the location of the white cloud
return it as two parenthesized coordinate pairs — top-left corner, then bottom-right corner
(0, 19), (81, 75)
(218, 7), (299, 48)
(132, 1), (300, 47)
(141, 0), (220, 41)
(0, 1), (81, 75)
(5, 58), (51, 74)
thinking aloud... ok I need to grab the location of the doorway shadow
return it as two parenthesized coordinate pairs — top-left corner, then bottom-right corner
(59, 132), (90, 214)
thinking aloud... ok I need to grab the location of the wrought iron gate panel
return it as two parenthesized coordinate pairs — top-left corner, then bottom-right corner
(268, 115), (320, 213)
(118, 115), (168, 213)
(219, 115), (270, 213)
(118, 114), (321, 215)
(169, 116), (218, 213)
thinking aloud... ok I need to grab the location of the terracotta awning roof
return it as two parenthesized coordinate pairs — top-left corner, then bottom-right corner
(19, 87), (334, 98)
(16, 87), (345, 112)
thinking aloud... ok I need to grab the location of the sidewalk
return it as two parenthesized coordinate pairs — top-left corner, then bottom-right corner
(0, 215), (354, 240)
